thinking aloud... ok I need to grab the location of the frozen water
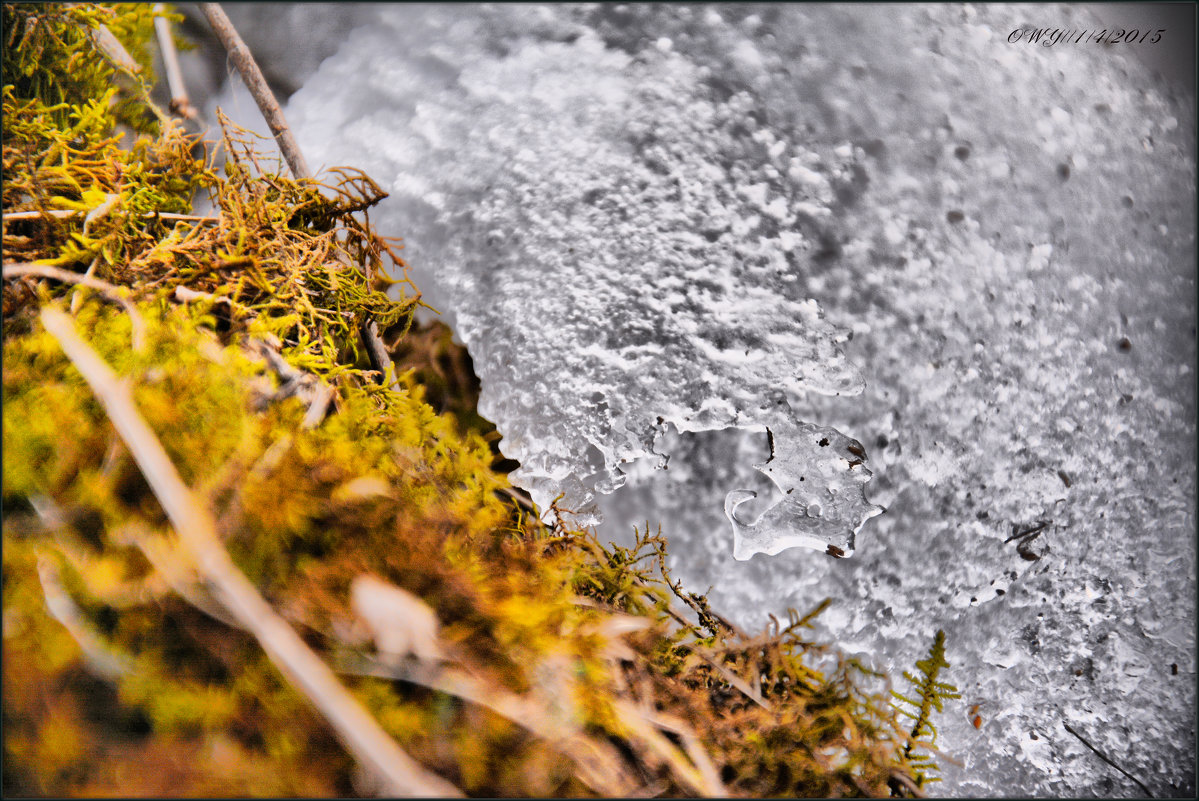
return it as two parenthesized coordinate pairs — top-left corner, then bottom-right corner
(725, 415), (882, 560)
(288, 4), (883, 556)
(282, 3), (1196, 796)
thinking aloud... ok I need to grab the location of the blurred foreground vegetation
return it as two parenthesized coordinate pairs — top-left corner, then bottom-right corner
(2, 4), (948, 796)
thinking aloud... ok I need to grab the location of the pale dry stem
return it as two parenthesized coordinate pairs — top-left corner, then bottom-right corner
(39, 307), (463, 798)
(5, 263), (147, 352)
(613, 699), (728, 796)
(152, 4), (197, 121)
(339, 655), (642, 796)
(36, 553), (133, 682)
(2, 210), (219, 223)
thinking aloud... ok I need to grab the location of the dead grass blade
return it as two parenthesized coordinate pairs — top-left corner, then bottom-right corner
(39, 306), (463, 798)
(338, 655), (643, 796)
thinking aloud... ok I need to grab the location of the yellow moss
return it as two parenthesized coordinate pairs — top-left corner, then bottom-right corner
(2, 3), (163, 134)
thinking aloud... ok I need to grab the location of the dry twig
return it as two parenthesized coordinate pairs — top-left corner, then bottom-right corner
(38, 307), (463, 798)
(4, 263), (147, 352)
(152, 4), (197, 121)
(109, 521), (241, 630)
(198, 3), (309, 180)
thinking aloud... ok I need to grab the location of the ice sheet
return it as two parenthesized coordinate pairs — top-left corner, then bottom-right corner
(285, 4), (1197, 795)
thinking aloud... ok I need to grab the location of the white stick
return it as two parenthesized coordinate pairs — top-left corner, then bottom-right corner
(153, 4), (196, 120)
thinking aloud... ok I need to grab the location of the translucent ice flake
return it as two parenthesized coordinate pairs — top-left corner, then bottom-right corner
(725, 414), (883, 560)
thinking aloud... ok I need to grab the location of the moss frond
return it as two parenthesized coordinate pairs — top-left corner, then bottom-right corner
(890, 629), (961, 792)
(2, 3), (163, 133)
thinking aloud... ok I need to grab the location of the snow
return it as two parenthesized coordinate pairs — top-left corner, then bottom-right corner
(280, 3), (1196, 795)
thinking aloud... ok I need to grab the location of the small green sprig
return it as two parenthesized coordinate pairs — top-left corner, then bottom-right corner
(892, 629), (961, 791)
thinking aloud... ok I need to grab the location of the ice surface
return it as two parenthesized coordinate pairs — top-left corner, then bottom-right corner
(725, 414), (882, 559)
(284, 3), (1197, 795)
(288, 5), (882, 556)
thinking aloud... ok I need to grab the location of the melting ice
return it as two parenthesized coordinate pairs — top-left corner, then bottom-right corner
(274, 3), (1197, 796)
(286, 5), (886, 558)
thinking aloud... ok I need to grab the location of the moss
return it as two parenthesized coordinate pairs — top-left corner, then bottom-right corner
(891, 630), (961, 791)
(2, 4), (949, 797)
(1, 3), (162, 133)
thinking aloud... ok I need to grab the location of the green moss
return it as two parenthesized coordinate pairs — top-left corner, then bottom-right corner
(891, 629), (961, 791)
(2, 3), (162, 133)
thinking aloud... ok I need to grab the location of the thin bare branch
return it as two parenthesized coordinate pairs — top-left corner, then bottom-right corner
(154, 212), (221, 223)
(198, 3), (310, 180)
(152, 4), (197, 120)
(3, 209), (79, 220)
(38, 307), (462, 799)
(1063, 721), (1154, 798)
(109, 521), (241, 630)
(5, 263), (146, 352)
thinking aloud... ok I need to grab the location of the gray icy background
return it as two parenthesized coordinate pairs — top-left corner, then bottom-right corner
(177, 3), (1196, 796)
